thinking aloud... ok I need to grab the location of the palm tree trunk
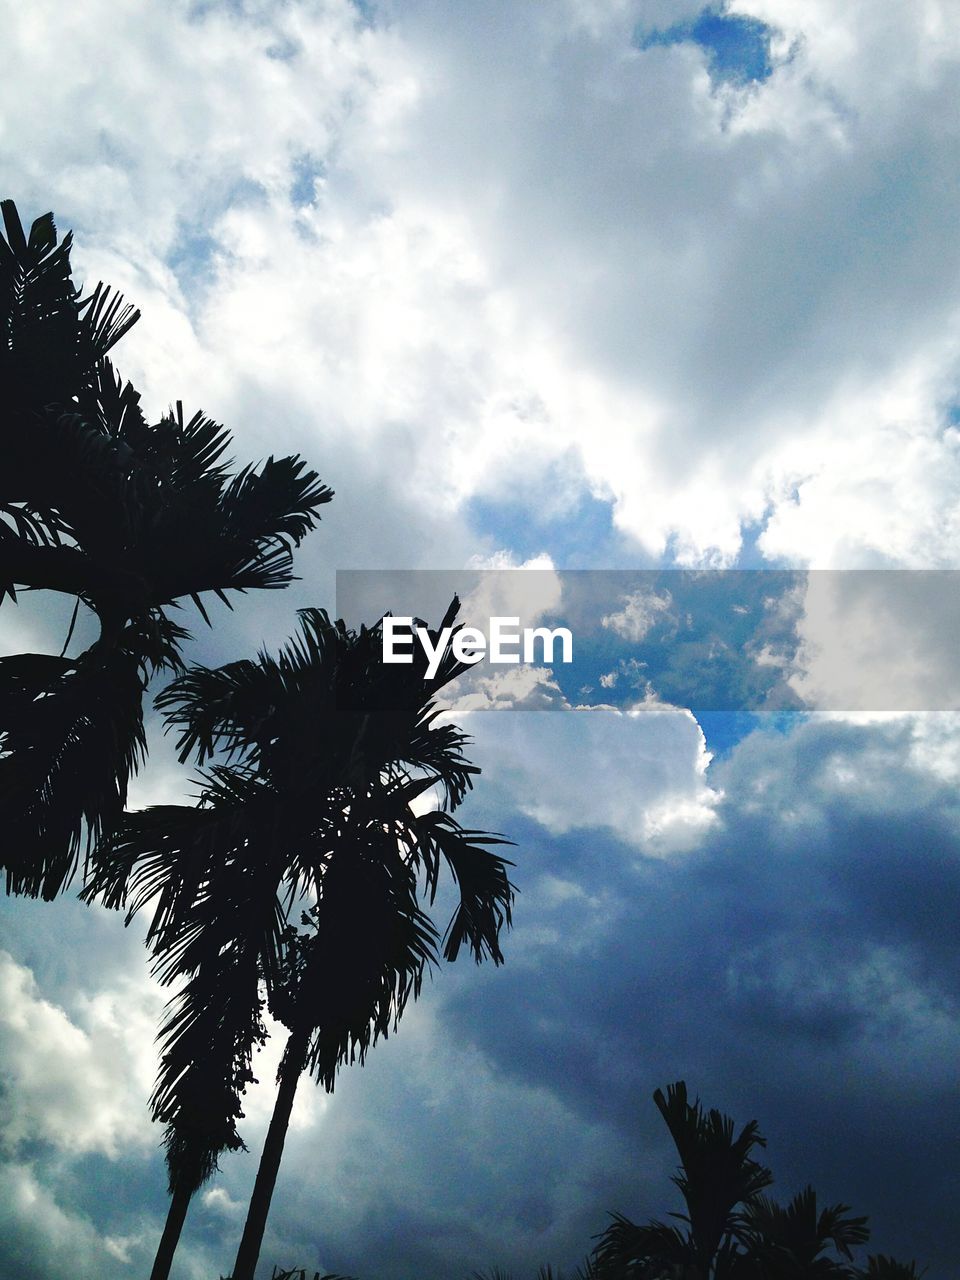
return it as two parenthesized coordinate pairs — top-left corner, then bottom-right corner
(230, 1025), (310, 1280)
(149, 1179), (193, 1280)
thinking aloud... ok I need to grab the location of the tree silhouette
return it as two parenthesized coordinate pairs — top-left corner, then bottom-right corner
(738, 1186), (869, 1276)
(859, 1260), (926, 1279)
(85, 603), (515, 1280)
(1, 198), (332, 901)
(590, 1084), (925, 1280)
(592, 1081), (772, 1279)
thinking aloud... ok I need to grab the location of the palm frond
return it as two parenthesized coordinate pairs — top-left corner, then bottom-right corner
(740, 1186), (869, 1265)
(220, 453), (333, 549)
(77, 279), (140, 363)
(860, 1258), (926, 1279)
(151, 937), (267, 1194)
(287, 814), (442, 1089)
(268, 1269), (357, 1280)
(591, 1210), (693, 1275)
(83, 773), (285, 972)
(0, 645), (147, 898)
(0, 200), (80, 408)
(1, 199), (138, 427)
(142, 453), (331, 610)
(413, 810), (515, 964)
(652, 1081), (772, 1267)
(156, 655), (289, 766)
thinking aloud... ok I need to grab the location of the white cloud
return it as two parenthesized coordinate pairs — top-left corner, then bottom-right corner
(466, 696), (719, 854)
(0, 1162), (134, 1277)
(602, 586), (673, 641)
(5, 0), (959, 575)
(0, 951), (159, 1159)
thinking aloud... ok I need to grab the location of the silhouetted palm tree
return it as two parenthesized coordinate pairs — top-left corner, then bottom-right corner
(1, 198), (332, 901)
(591, 1081), (773, 1280)
(591, 1085), (928, 1280)
(86, 602), (515, 1280)
(857, 1259), (926, 1279)
(737, 1186), (869, 1277)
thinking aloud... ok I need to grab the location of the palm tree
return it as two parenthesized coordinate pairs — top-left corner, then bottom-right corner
(590, 1086), (928, 1280)
(1, 198), (332, 901)
(737, 1186), (869, 1277)
(85, 601), (515, 1280)
(857, 1259), (926, 1279)
(1, 197), (139, 552)
(591, 1081), (773, 1279)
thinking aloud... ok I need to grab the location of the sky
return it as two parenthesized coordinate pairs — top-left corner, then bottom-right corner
(3, 0), (960, 1276)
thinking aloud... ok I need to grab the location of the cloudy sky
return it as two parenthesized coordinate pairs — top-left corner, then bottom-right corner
(4, 0), (960, 1275)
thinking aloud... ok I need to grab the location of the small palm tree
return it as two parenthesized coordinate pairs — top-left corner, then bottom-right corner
(1, 198), (332, 901)
(591, 1081), (773, 1279)
(738, 1186), (869, 1277)
(590, 1085), (928, 1280)
(857, 1258), (926, 1279)
(86, 602), (515, 1280)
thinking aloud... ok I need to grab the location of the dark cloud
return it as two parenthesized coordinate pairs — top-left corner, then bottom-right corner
(2, 705), (956, 1277)
(439, 715), (960, 1271)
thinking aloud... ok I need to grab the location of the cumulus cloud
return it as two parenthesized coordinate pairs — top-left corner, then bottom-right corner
(5, 0), (960, 575)
(0, 1162), (140, 1279)
(0, 946), (176, 1280)
(0, 951), (158, 1158)
(602, 586), (674, 641)
(463, 696), (720, 854)
(442, 711), (960, 1268)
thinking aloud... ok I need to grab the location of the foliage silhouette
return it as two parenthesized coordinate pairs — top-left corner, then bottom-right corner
(859, 1261), (927, 1279)
(588, 1083), (926, 1280)
(737, 1185), (869, 1275)
(85, 602), (515, 1280)
(1, 198), (332, 901)
(591, 1080), (772, 1279)
(1, 197), (334, 1278)
(267, 1270), (357, 1280)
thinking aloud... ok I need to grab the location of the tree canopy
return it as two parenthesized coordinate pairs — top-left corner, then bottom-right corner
(1, 197), (332, 900)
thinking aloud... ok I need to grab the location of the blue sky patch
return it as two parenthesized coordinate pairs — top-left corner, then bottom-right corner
(467, 487), (627, 568)
(290, 153), (327, 207)
(636, 6), (776, 85)
(167, 178), (267, 290)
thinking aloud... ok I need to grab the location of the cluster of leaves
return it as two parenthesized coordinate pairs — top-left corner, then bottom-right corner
(588, 1082), (925, 1280)
(0, 198), (332, 900)
(464, 1085), (924, 1280)
(84, 603), (515, 1209)
(267, 1271), (357, 1280)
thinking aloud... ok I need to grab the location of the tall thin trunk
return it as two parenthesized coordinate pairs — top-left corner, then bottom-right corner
(230, 1026), (310, 1280)
(149, 1179), (193, 1280)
